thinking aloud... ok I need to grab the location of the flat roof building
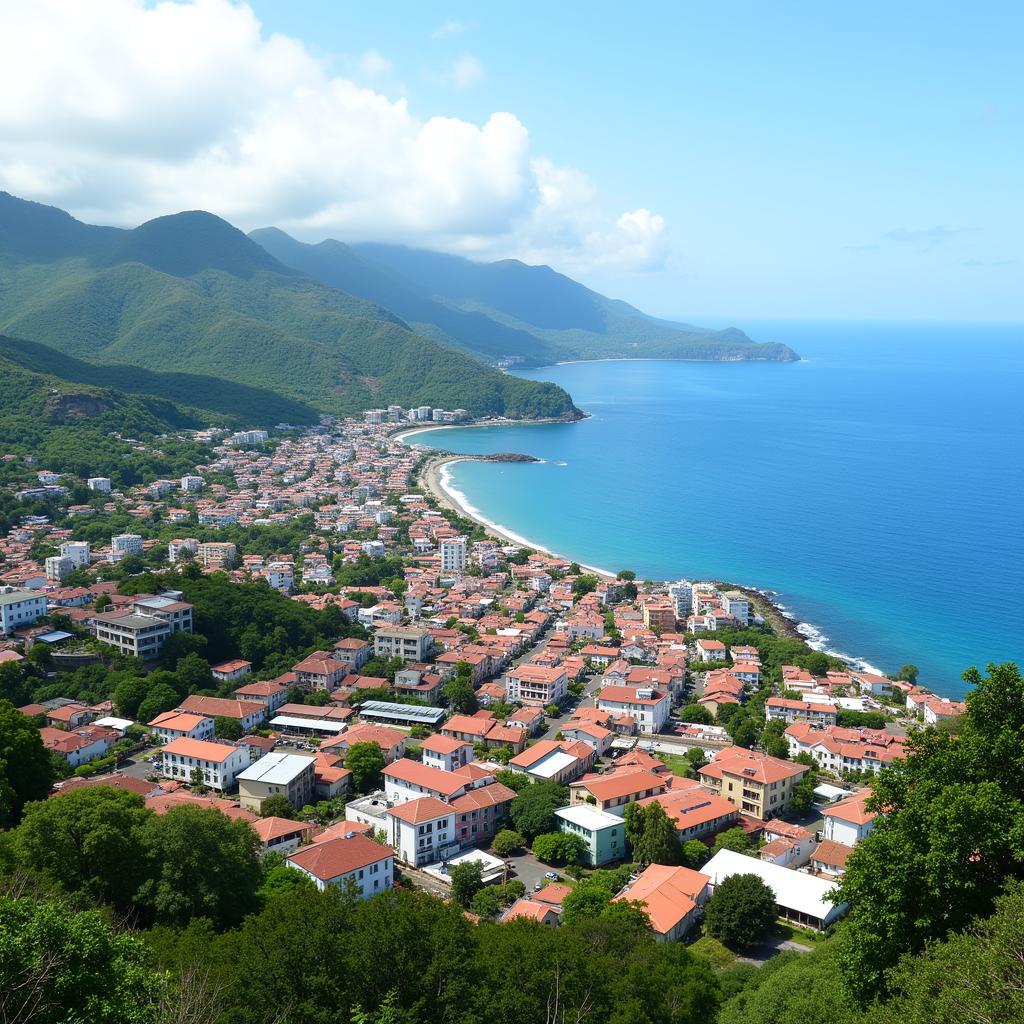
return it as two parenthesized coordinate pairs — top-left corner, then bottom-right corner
(237, 752), (315, 813)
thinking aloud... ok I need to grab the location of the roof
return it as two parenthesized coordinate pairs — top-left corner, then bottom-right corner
(383, 759), (467, 798)
(813, 839), (854, 870)
(250, 816), (313, 843)
(571, 768), (666, 802)
(554, 804), (623, 830)
(451, 781), (516, 812)
(599, 685), (668, 706)
(702, 849), (848, 921)
(179, 695), (259, 720)
(149, 711), (209, 731)
(699, 748), (808, 786)
(614, 865), (710, 935)
(443, 713), (493, 737)
(359, 701), (445, 724)
(637, 789), (737, 831)
(292, 651), (346, 675)
(161, 737), (243, 763)
(821, 788), (876, 826)
(502, 898), (558, 924)
(236, 752), (314, 785)
(421, 733), (472, 755)
(286, 834), (391, 881)
(534, 882), (572, 907)
(387, 796), (455, 825)
(269, 715), (349, 733)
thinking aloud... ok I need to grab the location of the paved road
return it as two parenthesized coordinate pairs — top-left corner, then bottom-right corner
(505, 850), (566, 892)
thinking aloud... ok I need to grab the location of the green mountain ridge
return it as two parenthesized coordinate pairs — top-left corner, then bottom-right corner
(0, 192), (579, 422)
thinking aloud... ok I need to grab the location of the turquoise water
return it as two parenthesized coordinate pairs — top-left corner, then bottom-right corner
(409, 321), (1024, 697)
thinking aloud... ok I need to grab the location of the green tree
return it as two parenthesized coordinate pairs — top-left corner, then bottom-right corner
(259, 794), (296, 819)
(571, 574), (599, 599)
(0, 661), (32, 706)
(677, 703), (713, 724)
(0, 896), (161, 1024)
(491, 828), (526, 857)
(761, 719), (790, 760)
(13, 786), (150, 909)
(509, 781), (569, 839)
(704, 872), (777, 950)
(0, 698), (53, 826)
(443, 671), (478, 714)
(214, 715), (243, 740)
(896, 664), (919, 684)
(345, 741), (387, 794)
(135, 804), (261, 928)
(135, 682), (181, 725)
(682, 838), (710, 869)
(531, 831), (586, 865)
(711, 826), (751, 857)
(112, 674), (149, 718)
(174, 651), (214, 692)
(449, 860), (484, 907)
(623, 800), (682, 866)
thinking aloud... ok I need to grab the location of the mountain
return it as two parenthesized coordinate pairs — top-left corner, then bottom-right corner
(251, 229), (798, 366)
(0, 192), (579, 422)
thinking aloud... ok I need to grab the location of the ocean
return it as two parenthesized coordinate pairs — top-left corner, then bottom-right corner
(407, 320), (1024, 698)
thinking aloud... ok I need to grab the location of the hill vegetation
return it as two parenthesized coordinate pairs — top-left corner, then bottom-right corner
(251, 229), (799, 366)
(0, 192), (579, 421)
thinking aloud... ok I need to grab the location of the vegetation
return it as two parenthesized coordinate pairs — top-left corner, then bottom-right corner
(704, 873), (778, 950)
(624, 800), (682, 866)
(344, 742), (387, 794)
(531, 831), (586, 865)
(508, 780), (570, 839)
(0, 698), (54, 826)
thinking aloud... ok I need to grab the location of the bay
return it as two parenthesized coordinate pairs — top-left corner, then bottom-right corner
(407, 320), (1024, 697)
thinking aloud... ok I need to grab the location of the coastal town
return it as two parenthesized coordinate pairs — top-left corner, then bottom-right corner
(0, 405), (970, 951)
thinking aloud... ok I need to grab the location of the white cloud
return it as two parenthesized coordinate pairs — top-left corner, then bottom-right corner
(431, 19), (469, 39)
(448, 53), (484, 90)
(0, 0), (667, 277)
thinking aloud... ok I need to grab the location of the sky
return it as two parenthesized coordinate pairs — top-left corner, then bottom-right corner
(0, 0), (1021, 321)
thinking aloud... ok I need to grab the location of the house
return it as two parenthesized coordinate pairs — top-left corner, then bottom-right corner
(810, 839), (854, 877)
(441, 714), (494, 745)
(250, 816), (314, 856)
(292, 651), (347, 691)
(851, 672), (895, 697)
(160, 737), (249, 791)
(694, 638), (727, 662)
(232, 679), (288, 712)
(923, 697), (967, 725)
(784, 723), (906, 775)
(92, 611), (171, 660)
(759, 819), (817, 867)
(420, 734), (474, 772)
(569, 768), (668, 815)
(597, 685), (670, 734)
(210, 660), (252, 683)
(560, 720), (613, 756)
(702, 848), (848, 930)
(334, 637), (373, 671)
(131, 595), (194, 634)
(373, 626), (434, 663)
(555, 805), (626, 866)
(502, 899), (559, 926)
(504, 664), (569, 707)
(505, 705), (545, 735)
(698, 747), (809, 820)
(613, 864), (711, 941)
(178, 695), (266, 732)
(149, 710), (215, 744)
(507, 739), (593, 784)
(449, 777), (517, 846)
(821, 788), (877, 846)
(386, 796), (460, 866)
(383, 759), (469, 804)
(45, 703), (95, 730)
(40, 724), (118, 768)
(323, 724), (407, 764)
(286, 834), (393, 897)
(236, 752), (316, 813)
(765, 697), (838, 727)
(637, 787), (739, 842)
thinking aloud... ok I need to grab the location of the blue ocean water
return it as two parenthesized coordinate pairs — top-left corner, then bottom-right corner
(409, 321), (1024, 697)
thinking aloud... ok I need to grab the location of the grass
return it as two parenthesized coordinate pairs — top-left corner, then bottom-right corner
(689, 935), (737, 969)
(654, 752), (698, 778)
(772, 920), (828, 946)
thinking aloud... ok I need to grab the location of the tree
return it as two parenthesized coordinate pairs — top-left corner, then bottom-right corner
(449, 860), (484, 907)
(896, 664), (920, 684)
(704, 873), (777, 950)
(682, 838), (710, 869)
(531, 831), (586, 865)
(711, 826), (751, 857)
(0, 661), (32, 706)
(174, 651), (214, 693)
(94, 593), (112, 611)
(623, 801), (682, 866)
(259, 794), (296, 819)
(13, 786), (150, 909)
(491, 828), (526, 857)
(135, 804), (261, 928)
(188, 766), (207, 793)
(443, 669), (477, 713)
(112, 674), (149, 718)
(790, 761), (819, 815)
(345, 741), (386, 794)
(0, 896), (161, 1024)
(471, 879), (526, 920)
(509, 781), (569, 839)
(213, 715), (243, 740)
(135, 682), (181, 725)
(616, 570), (636, 582)
(0, 698), (53, 827)
(678, 703), (713, 724)
(571, 574), (599, 599)
(761, 719), (790, 760)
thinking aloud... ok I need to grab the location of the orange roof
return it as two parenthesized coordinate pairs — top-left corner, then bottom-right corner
(287, 834), (391, 881)
(149, 711), (208, 731)
(637, 788), (737, 831)
(161, 737), (242, 763)
(387, 796), (454, 824)
(614, 864), (710, 935)
(382, 758), (467, 798)
(535, 882), (572, 907)
(451, 781), (516, 812)
(250, 817), (313, 843)
(502, 898), (557, 923)
(813, 838), (854, 869)
(421, 734), (472, 755)
(699, 747), (808, 786)
(571, 768), (667, 802)
(821, 788), (876, 825)
(179, 695), (257, 720)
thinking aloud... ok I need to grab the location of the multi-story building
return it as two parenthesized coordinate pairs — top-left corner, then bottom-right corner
(180, 475), (205, 492)
(160, 737), (249, 791)
(92, 611), (171, 660)
(198, 542), (237, 569)
(373, 626), (433, 663)
(721, 591), (750, 624)
(286, 834), (393, 897)
(168, 538), (199, 564)
(40, 724), (118, 768)
(177, 695), (267, 732)
(698, 747), (809, 820)
(765, 697), (838, 727)
(333, 637), (372, 671)
(59, 541), (90, 568)
(568, 769), (669, 815)
(237, 752), (316, 813)
(555, 805), (626, 866)
(386, 796), (460, 866)
(505, 664), (568, 707)
(87, 477), (112, 492)
(148, 711), (215, 744)
(111, 533), (144, 556)
(45, 556), (73, 582)
(784, 722), (906, 775)
(131, 594), (194, 634)
(821, 789), (877, 846)
(292, 650), (347, 691)
(597, 685), (670, 734)
(438, 536), (467, 573)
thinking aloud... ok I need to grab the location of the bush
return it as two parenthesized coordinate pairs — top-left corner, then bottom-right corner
(532, 831), (586, 866)
(704, 873), (777, 950)
(491, 828), (526, 857)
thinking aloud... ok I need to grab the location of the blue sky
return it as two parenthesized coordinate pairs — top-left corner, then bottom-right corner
(252, 1), (1023, 320)
(1, 1), (1020, 322)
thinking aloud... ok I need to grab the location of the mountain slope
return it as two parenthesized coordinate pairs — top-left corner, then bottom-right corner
(0, 193), (579, 421)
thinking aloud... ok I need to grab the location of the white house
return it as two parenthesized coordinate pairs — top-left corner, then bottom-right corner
(386, 796), (460, 866)
(420, 734), (474, 772)
(821, 789), (877, 846)
(0, 589), (48, 634)
(286, 834), (393, 897)
(159, 737), (249, 791)
(148, 711), (215, 743)
(597, 685), (670, 734)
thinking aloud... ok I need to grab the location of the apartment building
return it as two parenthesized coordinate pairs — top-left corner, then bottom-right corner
(698, 747), (809, 820)
(111, 533), (143, 556)
(92, 611), (171, 660)
(597, 685), (670, 734)
(765, 697), (838, 727)
(160, 737), (249, 791)
(292, 650), (347, 691)
(198, 542), (237, 569)
(438, 536), (467, 573)
(0, 589), (48, 634)
(373, 626), (433, 663)
(386, 796), (460, 866)
(286, 834), (393, 897)
(131, 594), (194, 634)
(505, 664), (568, 707)
(237, 752), (316, 813)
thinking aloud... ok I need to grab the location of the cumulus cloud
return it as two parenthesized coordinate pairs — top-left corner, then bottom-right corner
(0, 0), (667, 276)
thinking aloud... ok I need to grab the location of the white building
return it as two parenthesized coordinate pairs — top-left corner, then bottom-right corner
(132, 595), (193, 634)
(821, 790), (877, 846)
(505, 665), (568, 707)
(439, 536), (467, 573)
(386, 796), (460, 867)
(264, 562), (295, 593)
(92, 611), (171, 659)
(168, 538), (198, 564)
(160, 737), (249, 791)
(111, 533), (144, 556)
(237, 752), (316, 813)
(0, 589), (48, 634)
(180, 475), (205, 492)
(668, 580), (693, 618)
(87, 477), (112, 492)
(45, 556), (73, 582)
(597, 685), (671, 734)
(59, 541), (90, 568)
(286, 834), (393, 897)
(148, 711), (215, 744)
(721, 591), (750, 624)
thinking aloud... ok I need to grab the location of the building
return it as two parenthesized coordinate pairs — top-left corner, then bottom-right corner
(694, 638), (727, 662)
(160, 737), (249, 791)
(131, 594), (194, 634)
(177, 695), (267, 732)
(0, 589), (49, 634)
(87, 477), (112, 492)
(698, 747), (809, 820)
(765, 697), (838, 727)
(358, 701), (446, 729)
(148, 710), (215, 744)
(386, 796), (460, 866)
(810, 839), (854, 876)
(784, 723), (906, 775)
(702, 849), (849, 930)
(232, 679), (288, 713)
(111, 533), (144, 556)
(324, 724), (407, 764)
(438, 536), (467, 573)
(292, 651), (347, 691)
(613, 864), (711, 941)
(334, 637), (373, 671)
(555, 805), (626, 866)
(505, 664), (568, 707)
(721, 592), (750, 624)
(373, 626), (433, 663)
(286, 834), (393, 897)
(210, 659), (253, 683)
(45, 556), (73, 582)
(59, 541), (90, 567)
(180, 474), (205, 492)
(250, 817), (313, 856)
(237, 752), (316, 813)
(40, 724), (118, 768)
(92, 611), (171, 660)
(168, 539), (198, 564)
(568, 769), (668, 815)
(821, 789), (877, 846)
(198, 542), (237, 569)
(637, 787), (739, 842)
(597, 685), (670, 734)
(383, 759), (470, 805)
(502, 898), (560, 926)
(508, 739), (593, 784)
(420, 734), (474, 772)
